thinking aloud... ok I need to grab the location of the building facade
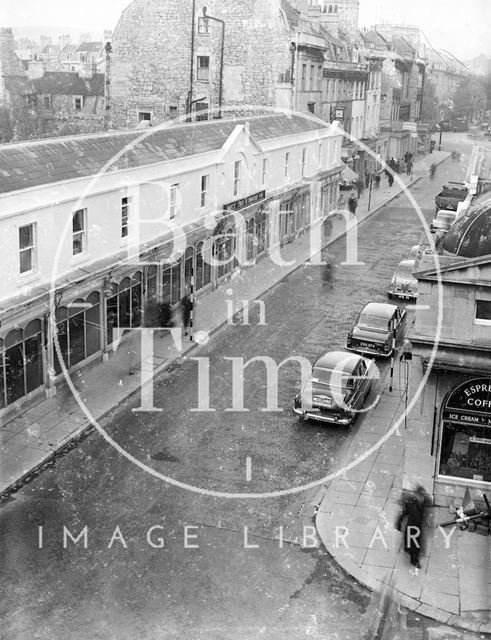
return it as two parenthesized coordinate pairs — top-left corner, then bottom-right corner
(0, 113), (344, 416)
(405, 198), (491, 506)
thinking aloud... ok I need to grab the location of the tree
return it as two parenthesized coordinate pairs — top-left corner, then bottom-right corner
(452, 77), (487, 122)
(420, 79), (439, 123)
(0, 107), (14, 143)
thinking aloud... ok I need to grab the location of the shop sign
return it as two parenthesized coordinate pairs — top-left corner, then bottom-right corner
(223, 190), (265, 212)
(402, 122), (417, 132)
(443, 378), (491, 424)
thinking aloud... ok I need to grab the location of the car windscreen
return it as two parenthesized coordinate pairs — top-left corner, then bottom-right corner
(437, 213), (455, 223)
(358, 314), (389, 331)
(396, 264), (414, 279)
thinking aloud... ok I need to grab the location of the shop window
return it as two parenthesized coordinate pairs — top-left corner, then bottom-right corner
(72, 208), (86, 255)
(106, 275), (141, 347)
(121, 196), (129, 238)
(255, 207), (267, 255)
(19, 223), (36, 274)
(145, 265), (158, 300)
(54, 293), (101, 373)
(2, 320), (43, 407)
(216, 228), (236, 280)
(195, 241), (211, 291)
(475, 300), (491, 324)
(184, 246), (194, 289)
(246, 218), (256, 262)
(162, 261), (182, 305)
(197, 56), (210, 81)
(200, 174), (209, 208)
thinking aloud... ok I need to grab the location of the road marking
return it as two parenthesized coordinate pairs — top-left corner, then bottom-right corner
(246, 456), (252, 481)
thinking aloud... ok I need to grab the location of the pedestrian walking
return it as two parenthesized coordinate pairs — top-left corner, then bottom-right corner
(157, 298), (173, 335)
(403, 150), (413, 165)
(356, 178), (364, 199)
(321, 249), (334, 287)
(406, 158), (413, 176)
(348, 194), (358, 215)
(429, 162), (436, 180)
(180, 293), (193, 336)
(385, 168), (394, 187)
(374, 173), (381, 189)
(395, 485), (428, 569)
(143, 295), (159, 329)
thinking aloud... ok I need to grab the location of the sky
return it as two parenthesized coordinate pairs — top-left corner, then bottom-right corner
(1, 0), (490, 61)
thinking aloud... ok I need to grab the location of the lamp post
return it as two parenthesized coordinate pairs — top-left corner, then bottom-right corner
(202, 6), (225, 119)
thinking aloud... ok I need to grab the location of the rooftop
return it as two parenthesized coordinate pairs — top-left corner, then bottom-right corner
(0, 114), (330, 196)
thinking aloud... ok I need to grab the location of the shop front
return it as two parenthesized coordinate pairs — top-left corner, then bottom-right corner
(437, 377), (491, 488)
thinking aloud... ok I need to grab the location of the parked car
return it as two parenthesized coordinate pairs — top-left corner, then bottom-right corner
(346, 302), (407, 357)
(430, 210), (457, 234)
(293, 351), (376, 426)
(387, 260), (418, 301)
(434, 183), (468, 213)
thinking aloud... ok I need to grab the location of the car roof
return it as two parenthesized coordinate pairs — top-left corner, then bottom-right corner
(436, 210), (457, 217)
(314, 350), (362, 373)
(397, 259), (416, 269)
(359, 301), (398, 318)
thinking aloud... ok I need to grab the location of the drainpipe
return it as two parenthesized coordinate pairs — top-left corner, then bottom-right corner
(202, 7), (225, 119)
(104, 42), (111, 131)
(187, 0), (196, 121)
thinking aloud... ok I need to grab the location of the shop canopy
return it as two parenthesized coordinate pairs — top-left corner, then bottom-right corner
(340, 165), (358, 182)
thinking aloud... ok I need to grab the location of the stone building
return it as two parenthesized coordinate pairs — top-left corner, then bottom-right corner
(110, 0), (298, 127)
(0, 29), (105, 139)
(405, 197), (491, 507)
(0, 113), (344, 416)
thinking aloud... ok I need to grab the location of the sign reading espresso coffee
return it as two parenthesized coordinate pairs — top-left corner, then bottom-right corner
(443, 377), (491, 426)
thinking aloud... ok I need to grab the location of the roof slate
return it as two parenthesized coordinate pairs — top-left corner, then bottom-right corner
(0, 114), (328, 196)
(32, 72), (104, 96)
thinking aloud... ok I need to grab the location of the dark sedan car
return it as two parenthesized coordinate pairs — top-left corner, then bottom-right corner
(346, 302), (406, 358)
(293, 351), (376, 426)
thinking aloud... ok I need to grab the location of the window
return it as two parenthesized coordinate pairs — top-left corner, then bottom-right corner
(307, 101), (315, 114)
(43, 95), (51, 108)
(301, 64), (307, 91)
(138, 111), (151, 122)
(168, 106), (178, 119)
(475, 300), (491, 324)
(195, 101), (208, 121)
(200, 174), (209, 208)
(309, 65), (314, 91)
(74, 97), (83, 110)
(318, 65), (323, 91)
(197, 16), (210, 34)
(170, 184), (180, 219)
(121, 197), (129, 238)
(106, 275), (142, 346)
(234, 160), (241, 196)
(302, 148), (307, 176)
(19, 223), (35, 274)
(197, 55), (210, 81)
(26, 95), (37, 108)
(284, 152), (290, 179)
(72, 209), (86, 255)
(262, 158), (268, 186)
(1, 320), (43, 407)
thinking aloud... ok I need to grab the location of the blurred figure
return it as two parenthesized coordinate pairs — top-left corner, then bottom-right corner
(395, 485), (429, 569)
(348, 194), (358, 216)
(157, 298), (173, 335)
(429, 163), (436, 180)
(180, 293), (193, 336)
(385, 168), (394, 187)
(374, 173), (381, 189)
(321, 249), (334, 287)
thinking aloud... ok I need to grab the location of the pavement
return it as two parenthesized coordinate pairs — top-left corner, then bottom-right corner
(3, 149), (478, 635)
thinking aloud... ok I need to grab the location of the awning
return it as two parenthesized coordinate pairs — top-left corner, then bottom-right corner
(340, 165), (358, 181)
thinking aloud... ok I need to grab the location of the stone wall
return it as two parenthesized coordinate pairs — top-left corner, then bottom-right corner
(110, 0), (293, 129)
(0, 28), (26, 77)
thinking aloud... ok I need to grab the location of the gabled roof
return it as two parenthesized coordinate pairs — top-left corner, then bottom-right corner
(61, 44), (77, 54)
(391, 35), (415, 58)
(0, 114), (330, 196)
(75, 41), (102, 53)
(280, 0), (301, 30)
(32, 72), (104, 96)
(359, 30), (390, 51)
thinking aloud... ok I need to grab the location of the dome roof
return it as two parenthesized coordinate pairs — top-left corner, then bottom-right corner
(442, 202), (491, 258)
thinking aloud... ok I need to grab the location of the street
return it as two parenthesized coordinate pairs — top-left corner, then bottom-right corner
(0, 137), (474, 639)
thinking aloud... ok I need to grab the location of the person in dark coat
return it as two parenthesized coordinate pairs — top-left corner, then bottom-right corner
(395, 485), (428, 569)
(180, 293), (193, 336)
(157, 299), (173, 330)
(374, 173), (381, 189)
(348, 195), (358, 215)
(385, 168), (394, 187)
(356, 178), (364, 198)
(404, 150), (413, 165)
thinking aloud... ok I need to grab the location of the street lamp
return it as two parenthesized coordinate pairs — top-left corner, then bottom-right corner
(202, 6), (225, 119)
